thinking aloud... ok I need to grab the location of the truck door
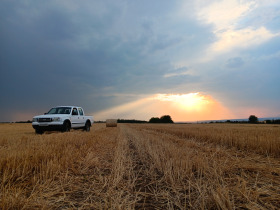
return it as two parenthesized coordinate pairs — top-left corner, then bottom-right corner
(78, 108), (86, 125)
(71, 108), (80, 128)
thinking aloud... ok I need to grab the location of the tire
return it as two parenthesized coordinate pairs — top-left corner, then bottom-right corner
(84, 121), (90, 132)
(35, 129), (44, 134)
(63, 121), (71, 132)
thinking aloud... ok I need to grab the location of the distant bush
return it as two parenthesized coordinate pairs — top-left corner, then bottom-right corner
(149, 117), (161, 123)
(149, 115), (174, 123)
(248, 115), (258, 124)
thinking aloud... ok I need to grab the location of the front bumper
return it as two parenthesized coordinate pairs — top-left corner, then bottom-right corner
(32, 122), (64, 131)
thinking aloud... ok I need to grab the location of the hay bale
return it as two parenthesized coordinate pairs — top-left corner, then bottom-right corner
(106, 119), (117, 127)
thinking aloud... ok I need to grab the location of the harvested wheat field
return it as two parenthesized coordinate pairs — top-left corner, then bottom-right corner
(0, 123), (280, 209)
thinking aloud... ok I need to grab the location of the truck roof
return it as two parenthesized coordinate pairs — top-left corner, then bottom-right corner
(54, 106), (81, 108)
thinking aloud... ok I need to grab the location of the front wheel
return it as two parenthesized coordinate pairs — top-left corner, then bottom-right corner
(84, 122), (91, 132)
(35, 129), (44, 134)
(63, 121), (71, 132)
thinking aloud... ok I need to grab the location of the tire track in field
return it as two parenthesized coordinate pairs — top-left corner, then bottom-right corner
(121, 125), (167, 209)
(122, 125), (203, 209)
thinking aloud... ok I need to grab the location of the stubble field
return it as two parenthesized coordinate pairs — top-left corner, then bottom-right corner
(0, 123), (280, 209)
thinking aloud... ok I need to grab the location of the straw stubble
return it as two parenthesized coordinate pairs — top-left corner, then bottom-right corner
(0, 123), (279, 209)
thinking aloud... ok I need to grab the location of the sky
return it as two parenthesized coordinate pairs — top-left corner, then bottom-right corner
(1, 0), (280, 122)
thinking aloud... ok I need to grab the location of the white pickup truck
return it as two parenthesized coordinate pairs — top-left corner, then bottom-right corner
(32, 106), (94, 134)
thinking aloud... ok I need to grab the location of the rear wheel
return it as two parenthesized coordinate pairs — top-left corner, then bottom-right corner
(84, 122), (91, 132)
(63, 121), (71, 132)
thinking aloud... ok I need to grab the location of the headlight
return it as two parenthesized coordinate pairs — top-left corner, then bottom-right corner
(32, 118), (38, 122)
(52, 117), (61, 122)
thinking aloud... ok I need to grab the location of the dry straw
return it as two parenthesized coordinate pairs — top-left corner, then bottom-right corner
(1, 123), (280, 209)
(106, 119), (117, 127)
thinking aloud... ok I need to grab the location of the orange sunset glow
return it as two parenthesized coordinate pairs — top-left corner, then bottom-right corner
(155, 93), (210, 112)
(94, 93), (234, 122)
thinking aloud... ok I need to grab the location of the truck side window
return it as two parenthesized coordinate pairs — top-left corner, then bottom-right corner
(72, 108), (78, 115)
(78, 108), (84, 116)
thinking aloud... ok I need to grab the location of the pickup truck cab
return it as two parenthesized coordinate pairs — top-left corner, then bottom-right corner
(32, 106), (94, 134)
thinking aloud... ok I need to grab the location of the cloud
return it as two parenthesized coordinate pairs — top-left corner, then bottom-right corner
(211, 27), (279, 52)
(197, 0), (280, 58)
(163, 67), (190, 78)
(226, 57), (244, 68)
(259, 50), (280, 60)
(198, 0), (255, 31)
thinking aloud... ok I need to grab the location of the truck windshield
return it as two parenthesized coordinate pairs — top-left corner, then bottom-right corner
(47, 107), (72, 114)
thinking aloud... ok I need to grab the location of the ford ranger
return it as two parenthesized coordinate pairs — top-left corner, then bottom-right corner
(32, 106), (94, 134)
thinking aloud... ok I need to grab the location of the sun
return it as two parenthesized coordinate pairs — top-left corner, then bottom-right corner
(154, 93), (211, 111)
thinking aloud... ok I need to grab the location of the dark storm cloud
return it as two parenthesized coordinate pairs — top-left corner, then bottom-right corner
(1, 0), (280, 121)
(1, 0), (212, 121)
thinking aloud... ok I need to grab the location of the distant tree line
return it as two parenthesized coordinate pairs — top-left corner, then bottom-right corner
(149, 115), (174, 123)
(210, 120), (248, 124)
(223, 115), (280, 124)
(202, 115), (280, 124)
(247, 115), (280, 124)
(117, 119), (147, 123)
(15, 120), (32, 123)
(95, 116), (175, 124)
(263, 119), (280, 124)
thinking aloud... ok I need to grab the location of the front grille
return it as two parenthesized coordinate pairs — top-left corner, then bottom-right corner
(38, 118), (52, 122)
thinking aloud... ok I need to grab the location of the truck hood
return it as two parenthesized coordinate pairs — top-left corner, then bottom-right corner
(33, 114), (68, 118)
